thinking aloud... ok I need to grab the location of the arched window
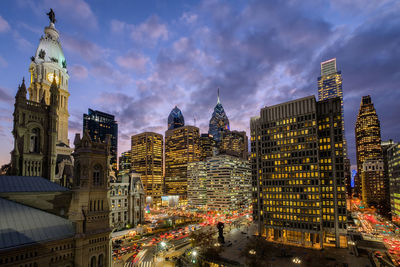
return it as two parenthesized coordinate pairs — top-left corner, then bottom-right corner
(98, 254), (104, 267)
(29, 128), (40, 153)
(93, 164), (103, 185)
(90, 256), (96, 267)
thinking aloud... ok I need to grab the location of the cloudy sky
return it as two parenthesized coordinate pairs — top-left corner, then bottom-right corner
(0, 0), (399, 169)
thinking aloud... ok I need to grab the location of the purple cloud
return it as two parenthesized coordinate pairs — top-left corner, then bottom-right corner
(0, 15), (10, 33)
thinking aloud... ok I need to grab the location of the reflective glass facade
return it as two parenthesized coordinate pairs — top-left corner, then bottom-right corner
(208, 98), (230, 143)
(167, 106), (185, 130)
(83, 108), (118, 171)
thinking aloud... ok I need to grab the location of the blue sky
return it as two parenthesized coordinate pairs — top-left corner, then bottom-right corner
(0, 0), (399, 169)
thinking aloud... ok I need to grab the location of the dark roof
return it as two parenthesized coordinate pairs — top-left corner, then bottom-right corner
(0, 198), (74, 250)
(0, 176), (69, 193)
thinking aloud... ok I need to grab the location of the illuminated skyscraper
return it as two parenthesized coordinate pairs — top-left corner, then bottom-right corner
(83, 109), (118, 171)
(251, 96), (347, 248)
(165, 126), (200, 200)
(168, 106), (185, 130)
(131, 132), (163, 205)
(220, 130), (248, 159)
(361, 158), (386, 209)
(209, 89), (230, 142)
(118, 150), (131, 176)
(355, 95), (382, 192)
(318, 58), (346, 156)
(387, 142), (400, 220)
(187, 161), (207, 207)
(199, 133), (215, 161)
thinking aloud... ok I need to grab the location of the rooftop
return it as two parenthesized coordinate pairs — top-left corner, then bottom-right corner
(0, 176), (69, 193)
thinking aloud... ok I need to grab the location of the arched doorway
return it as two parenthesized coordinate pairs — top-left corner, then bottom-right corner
(98, 254), (104, 267)
(90, 256), (96, 267)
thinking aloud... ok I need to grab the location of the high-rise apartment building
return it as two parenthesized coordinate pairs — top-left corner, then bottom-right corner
(387, 143), (400, 220)
(119, 150), (131, 176)
(361, 158), (386, 209)
(220, 130), (248, 159)
(251, 96), (347, 248)
(131, 132), (163, 205)
(318, 58), (346, 156)
(83, 109), (118, 171)
(355, 95), (382, 196)
(165, 126), (200, 200)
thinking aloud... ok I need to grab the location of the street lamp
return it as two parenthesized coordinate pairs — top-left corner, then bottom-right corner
(249, 249), (256, 255)
(161, 241), (166, 248)
(192, 251), (197, 257)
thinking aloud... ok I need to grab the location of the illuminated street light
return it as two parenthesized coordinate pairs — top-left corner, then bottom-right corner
(292, 257), (301, 264)
(192, 251), (197, 257)
(161, 241), (166, 248)
(249, 249), (256, 255)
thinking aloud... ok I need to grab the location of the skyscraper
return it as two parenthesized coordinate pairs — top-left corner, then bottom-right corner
(251, 96), (347, 248)
(355, 95), (382, 194)
(168, 106), (185, 130)
(209, 89), (230, 143)
(131, 132), (163, 205)
(199, 133), (215, 161)
(220, 130), (248, 159)
(318, 58), (346, 156)
(119, 150), (131, 176)
(361, 158), (386, 209)
(387, 142), (400, 220)
(83, 109), (118, 171)
(165, 125), (200, 201)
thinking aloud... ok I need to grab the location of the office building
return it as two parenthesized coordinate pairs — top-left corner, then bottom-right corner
(387, 143), (400, 220)
(199, 133), (215, 161)
(131, 132), (163, 205)
(361, 158), (386, 209)
(220, 130), (248, 159)
(251, 96), (347, 248)
(355, 95), (382, 195)
(83, 109), (118, 171)
(209, 89), (230, 143)
(168, 106), (185, 130)
(187, 161), (208, 207)
(318, 58), (346, 156)
(119, 151), (131, 176)
(206, 155), (251, 211)
(165, 125), (200, 200)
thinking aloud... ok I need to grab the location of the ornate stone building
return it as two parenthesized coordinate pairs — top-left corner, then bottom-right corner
(9, 10), (73, 186)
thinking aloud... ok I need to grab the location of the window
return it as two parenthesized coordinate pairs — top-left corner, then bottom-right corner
(93, 164), (102, 185)
(29, 128), (40, 153)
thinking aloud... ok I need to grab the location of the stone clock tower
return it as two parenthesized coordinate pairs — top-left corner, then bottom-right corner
(28, 18), (70, 145)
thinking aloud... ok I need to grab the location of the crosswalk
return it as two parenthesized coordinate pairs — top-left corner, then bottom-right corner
(124, 260), (153, 267)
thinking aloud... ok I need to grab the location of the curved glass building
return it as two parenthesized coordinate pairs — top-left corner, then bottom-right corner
(168, 106), (185, 130)
(208, 90), (230, 142)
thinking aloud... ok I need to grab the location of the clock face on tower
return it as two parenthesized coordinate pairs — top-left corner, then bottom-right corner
(47, 72), (59, 84)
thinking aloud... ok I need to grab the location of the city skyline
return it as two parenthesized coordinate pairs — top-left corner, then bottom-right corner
(0, 1), (399, 170)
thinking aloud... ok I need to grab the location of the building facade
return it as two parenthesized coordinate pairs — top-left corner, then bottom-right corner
(199, 133), (215, 161)
(165, 125), (200, 200)
(131, 132), (163, 205)
(206, 155), (251, 211)
(387, 143), (400, 220)
(83, 109), (118, 171)
(318, 58), (346, 156)
(118, 150), (131, 176)
(251, 96), (347, 248)
(109, 171), (145, 229)
(187, 161), (208, 208)
(361, 158), (386, 209)
(220, 130), (248, 160)
(355, 95), (382, 182)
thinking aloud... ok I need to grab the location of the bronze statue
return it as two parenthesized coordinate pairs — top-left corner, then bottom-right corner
(217, 221), (225, 244)
(47, 8), (56, 24)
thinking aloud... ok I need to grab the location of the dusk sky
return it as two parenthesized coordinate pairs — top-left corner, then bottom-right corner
(0, 0), (399, 169)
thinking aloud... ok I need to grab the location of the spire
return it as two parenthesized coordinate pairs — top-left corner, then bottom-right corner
(217, 88), (220, 104)
(16, 77), (27, 99)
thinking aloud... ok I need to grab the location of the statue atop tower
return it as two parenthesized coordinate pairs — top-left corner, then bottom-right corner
(46, 8), (56, 24)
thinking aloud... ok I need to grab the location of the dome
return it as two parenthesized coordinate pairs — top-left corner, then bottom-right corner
(33, 23), (67, 70)
(168, 106), (185, 130)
